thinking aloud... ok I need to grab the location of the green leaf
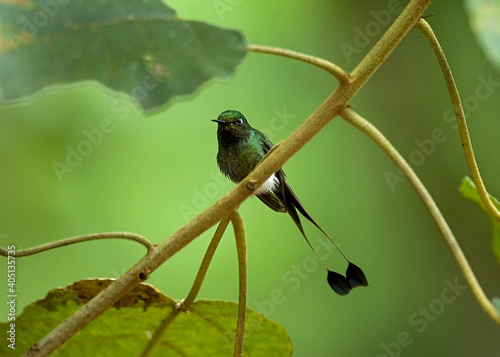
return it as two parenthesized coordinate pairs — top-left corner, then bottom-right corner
(492, 296), (500, 314)
(0, 279), (292, 357)
(465, 0), (500, 69)
(0, 0), (246, 113)
(493, 296), (500, 313)
(459, 176), (500, 263)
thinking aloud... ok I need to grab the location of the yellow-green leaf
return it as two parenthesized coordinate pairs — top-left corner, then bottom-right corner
(459, 176), (500, 263)
(0, 279), (292, 357)
(492, 296), (500, 315)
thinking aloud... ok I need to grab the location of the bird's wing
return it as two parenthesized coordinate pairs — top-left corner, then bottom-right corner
(256, 129), (319, 229)
(254, 130), (287, 212)
(257, 192), (286, 212)
(256, 129), (337, 255)
(256, 129), (274, 153)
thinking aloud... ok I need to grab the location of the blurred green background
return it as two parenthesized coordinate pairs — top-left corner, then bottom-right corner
(1, 0), (500, 356)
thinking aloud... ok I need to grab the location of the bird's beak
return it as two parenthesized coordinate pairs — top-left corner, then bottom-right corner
(211, 119), (225, 124)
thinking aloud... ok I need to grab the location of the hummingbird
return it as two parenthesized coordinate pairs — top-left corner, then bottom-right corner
(212, 110), (368, 295)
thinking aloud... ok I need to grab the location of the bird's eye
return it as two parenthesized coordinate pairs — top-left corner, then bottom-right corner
(235, 118), (243, 124)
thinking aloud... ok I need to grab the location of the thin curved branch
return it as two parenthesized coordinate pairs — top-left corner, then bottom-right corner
(184, 217), (232, 307)
(22, 1), (434, 356)
(340, 107), (500, 325)
(415, 18), (500, 222)
(140, 217), (231, 357)
(141, 213), (244, 357)
(0, 232), (154, 257)
(247, 44), (349, 84)
(231, 211), (247, 357)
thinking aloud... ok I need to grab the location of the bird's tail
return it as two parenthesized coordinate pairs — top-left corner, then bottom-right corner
(283, 181), (349, 261)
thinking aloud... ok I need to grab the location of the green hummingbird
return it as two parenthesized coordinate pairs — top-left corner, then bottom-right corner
(212, 110), (368, 295)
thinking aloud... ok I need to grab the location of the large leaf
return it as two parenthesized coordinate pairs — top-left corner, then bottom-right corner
(0, 0), (246, 113)
(460, 176), (500, 263)
(0, 279), (292, 357)
(465, 0), (500, 69)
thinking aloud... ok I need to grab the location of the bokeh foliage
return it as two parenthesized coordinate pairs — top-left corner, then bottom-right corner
(1, 1), (500, 356)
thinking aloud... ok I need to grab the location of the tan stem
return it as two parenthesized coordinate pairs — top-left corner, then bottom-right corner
(247, 44), (349, 84)
(415, 19), (500, 222)
(0, 232), (153, 257)
(21, 1), (434, 355)
(231, 211), (247, 357)
(139, 217), (231, 357)
(340, 107), (500, 325)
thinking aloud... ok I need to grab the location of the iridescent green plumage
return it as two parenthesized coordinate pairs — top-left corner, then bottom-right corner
(213, 110), (285, 211)
(212, 110), (368, 295)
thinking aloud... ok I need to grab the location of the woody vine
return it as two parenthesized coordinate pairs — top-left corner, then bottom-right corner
(1, 0), (499, 356)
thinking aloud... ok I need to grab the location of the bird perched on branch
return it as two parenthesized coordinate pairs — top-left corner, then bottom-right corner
(212, 109), (368, 295)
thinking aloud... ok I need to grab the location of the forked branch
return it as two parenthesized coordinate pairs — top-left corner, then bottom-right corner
(21, 1), (435, 355)
(340, 107), (500, 325)
(139, 211), (247, 357)
(140, 217), (231, 357)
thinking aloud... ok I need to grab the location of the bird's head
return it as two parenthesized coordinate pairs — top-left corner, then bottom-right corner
(212, 110), (252, 143)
